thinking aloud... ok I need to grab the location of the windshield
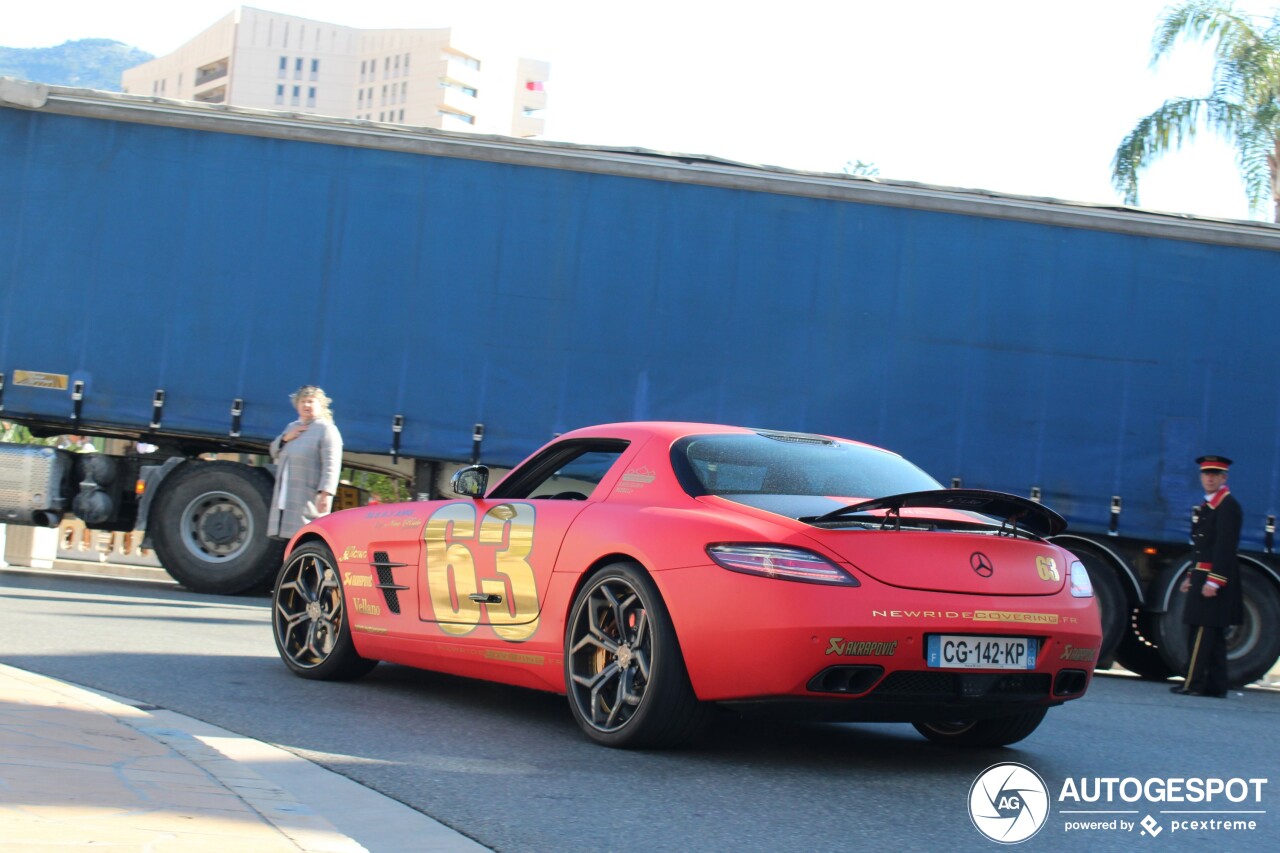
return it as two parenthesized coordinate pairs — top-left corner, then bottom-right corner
(671, 432), (940, 499)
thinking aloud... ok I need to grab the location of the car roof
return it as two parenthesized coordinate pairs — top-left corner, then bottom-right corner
(551, 421), (886, 452)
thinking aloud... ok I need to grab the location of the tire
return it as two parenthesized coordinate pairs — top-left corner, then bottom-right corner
(1112, 608), (1176, 680)
(272, 541), (377, 681)
(1154, 561), (1280, 687)
(912, 708), (1047, 747)
(1071, 549), (1128, 664)
(149, 461), (285, 594)
(564, 561), (710, 749)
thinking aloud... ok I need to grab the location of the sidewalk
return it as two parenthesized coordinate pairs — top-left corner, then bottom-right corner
(0, 664), (490, 852)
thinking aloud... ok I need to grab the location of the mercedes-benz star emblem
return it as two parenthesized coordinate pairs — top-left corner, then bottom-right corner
(971, 552), (994, 578)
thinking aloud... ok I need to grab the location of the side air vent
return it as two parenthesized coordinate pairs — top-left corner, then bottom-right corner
(371, 550), (409, 615)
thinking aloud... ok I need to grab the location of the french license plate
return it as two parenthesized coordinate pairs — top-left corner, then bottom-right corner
(926, 635), (1038, 670)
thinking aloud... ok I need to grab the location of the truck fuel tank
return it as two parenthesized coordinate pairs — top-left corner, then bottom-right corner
(0, 443), (70, 525)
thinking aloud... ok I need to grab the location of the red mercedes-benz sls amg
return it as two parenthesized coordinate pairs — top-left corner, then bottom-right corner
(272, 422), (1100, 748)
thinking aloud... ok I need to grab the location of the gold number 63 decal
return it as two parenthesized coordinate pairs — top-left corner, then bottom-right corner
(424, 502), (541, 641)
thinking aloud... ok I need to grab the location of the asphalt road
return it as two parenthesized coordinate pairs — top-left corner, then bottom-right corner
(1, 568), (1276, 852)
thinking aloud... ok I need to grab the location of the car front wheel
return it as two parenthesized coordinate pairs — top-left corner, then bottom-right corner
(272, 541), (377, 681)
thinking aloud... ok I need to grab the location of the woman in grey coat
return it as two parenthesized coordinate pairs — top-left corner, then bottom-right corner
(268, 385), (343, 539)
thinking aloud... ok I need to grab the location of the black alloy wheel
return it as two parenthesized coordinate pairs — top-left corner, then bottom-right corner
(564, 562), (708, 748)
(272, 541), (376, 681)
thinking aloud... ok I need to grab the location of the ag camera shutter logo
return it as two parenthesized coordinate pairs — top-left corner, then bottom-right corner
(969, 762), (1050, 843)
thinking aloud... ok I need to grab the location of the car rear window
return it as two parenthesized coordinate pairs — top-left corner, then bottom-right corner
(672, 432), (940, 499)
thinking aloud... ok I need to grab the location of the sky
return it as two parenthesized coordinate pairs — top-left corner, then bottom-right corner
(6, 0), (1278, 221)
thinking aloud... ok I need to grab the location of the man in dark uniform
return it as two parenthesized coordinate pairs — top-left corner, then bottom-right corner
(1171, 455), (1243, 697)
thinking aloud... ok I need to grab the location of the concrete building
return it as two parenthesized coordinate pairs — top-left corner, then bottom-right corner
(121, 6), (548, 137)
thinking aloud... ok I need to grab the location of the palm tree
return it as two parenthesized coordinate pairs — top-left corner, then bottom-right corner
(1112, 1), (1280, 221)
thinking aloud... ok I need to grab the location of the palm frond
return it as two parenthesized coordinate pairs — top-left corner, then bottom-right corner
(1119, 1), (1280, 217)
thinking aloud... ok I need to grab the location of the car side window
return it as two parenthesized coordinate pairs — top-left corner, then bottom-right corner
(488, 440), (630, 500)
(526, 450), (626, 499)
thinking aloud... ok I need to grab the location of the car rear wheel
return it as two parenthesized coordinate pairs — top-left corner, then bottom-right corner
(272, 541), (377, 681)
(912, 708), (1047, 747)
(564, 561), (710, 748)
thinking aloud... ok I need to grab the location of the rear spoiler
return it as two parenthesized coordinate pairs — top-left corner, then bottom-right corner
(809, 489), (1066, 538)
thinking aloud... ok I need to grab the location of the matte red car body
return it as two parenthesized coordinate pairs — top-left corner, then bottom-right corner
(285, 422), (1101, 715)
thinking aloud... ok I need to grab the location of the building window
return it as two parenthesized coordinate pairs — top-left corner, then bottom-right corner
(357, 89), (364, 107)
(194, 85), (226, 104)
(439, 79), (477, 97)
(195, 58), (229, 87)
(437, 108), (475, 125)
(394, 55), (401, 76)
(310, 59), (319, 81)
(404, 53), (411, 72)
(279, 56), (287, 78)
(276, 84), (285, 105)
(381, 84), (387, 106)
(398, 109), (405, 122)
(307, 86), (316, 108)
(294, 57), (303, 79)
(384, 57), (391, 76)
(401, 81), (408, 100)
(359, 60), (366, 82)
(291, 85), (300, 106)
(444, 50), (480, 71)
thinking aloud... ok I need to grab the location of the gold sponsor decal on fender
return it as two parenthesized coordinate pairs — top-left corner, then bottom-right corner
(1036, 556), (1060, 581)
(353, 624), (388, 634)
(353, 597), (382, 616)
(1059, 645), (1097, 661)
(341, 546), (368, 561)
(343, 571), (373, 588)
(826, 638), (898, 657)
(13, 370), (69, 390)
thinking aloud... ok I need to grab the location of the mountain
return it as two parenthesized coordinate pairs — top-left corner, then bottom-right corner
(0, 39), (153, 92)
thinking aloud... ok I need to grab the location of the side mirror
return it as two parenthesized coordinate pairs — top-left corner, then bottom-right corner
(451, 465), (489, 498)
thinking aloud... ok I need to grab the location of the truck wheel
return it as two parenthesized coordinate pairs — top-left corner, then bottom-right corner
(1112, 609), (1176, 680)
(1154, 562), (1280, 687)
(149, 461), (285, 594)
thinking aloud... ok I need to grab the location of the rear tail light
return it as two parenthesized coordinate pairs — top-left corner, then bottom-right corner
(707, 544), (858, 586)
(1069, 560), (1094, 598)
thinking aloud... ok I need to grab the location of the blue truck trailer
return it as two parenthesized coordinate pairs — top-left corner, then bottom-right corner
(2, 78), (1279, 683)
